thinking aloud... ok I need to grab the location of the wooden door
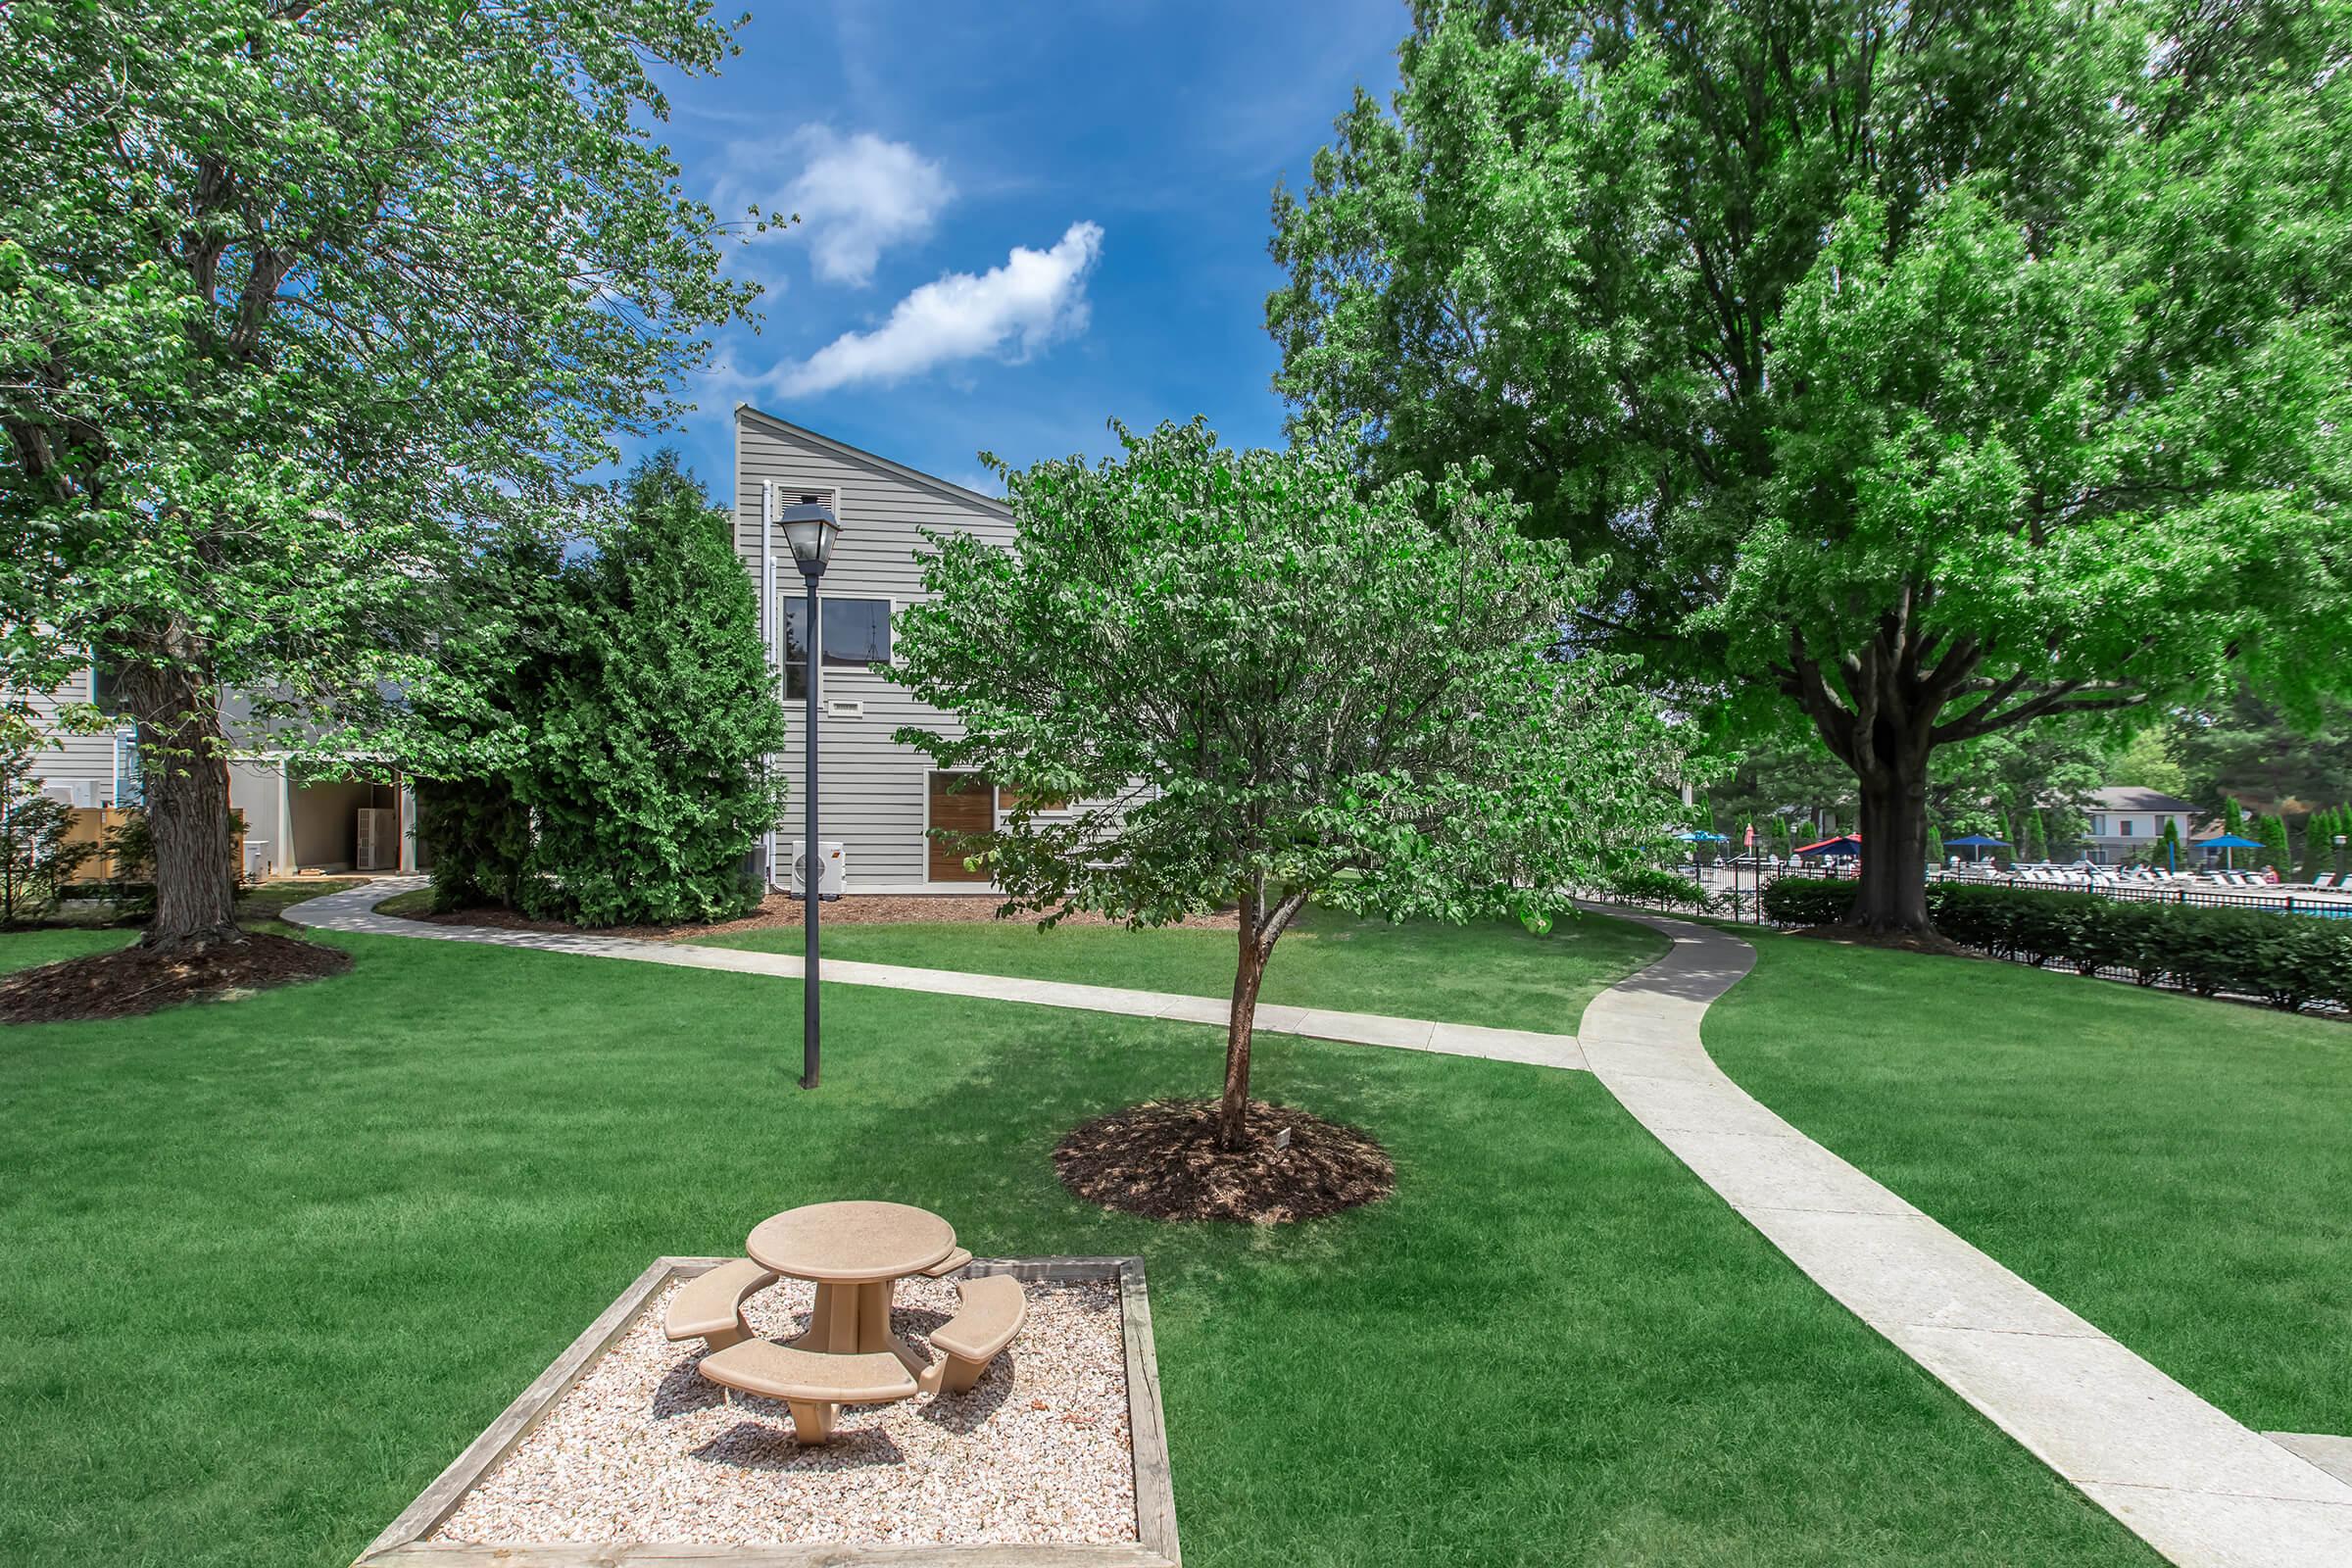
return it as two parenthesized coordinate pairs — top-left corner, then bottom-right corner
(926, 771), (994, 882)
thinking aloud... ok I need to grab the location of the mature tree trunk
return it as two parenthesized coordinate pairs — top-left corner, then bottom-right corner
(119, 647), (241, 952)
(1851, 764), (1932, 933)
(1217, 880), (1307, 1152)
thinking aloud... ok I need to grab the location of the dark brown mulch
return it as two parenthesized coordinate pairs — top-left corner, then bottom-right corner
(0, 932), (353, 1025)
(1053, 1099), (1396, 1225)
(1791, 922), (1975, 957)
(406, 893), (1240, 942)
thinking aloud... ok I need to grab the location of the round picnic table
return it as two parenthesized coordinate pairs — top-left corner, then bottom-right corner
(746, 1200), (956, 1376)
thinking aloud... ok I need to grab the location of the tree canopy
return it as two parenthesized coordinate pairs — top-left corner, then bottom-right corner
(891, 418), (1685, 1147)
(0, 0), (760, 946)
(1269, 0), (2352, 933)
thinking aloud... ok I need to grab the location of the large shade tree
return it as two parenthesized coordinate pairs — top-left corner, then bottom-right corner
(0, 0), (759, 950)
(1269, 0), (2352, 933)
(891, 419), (1686, 1150)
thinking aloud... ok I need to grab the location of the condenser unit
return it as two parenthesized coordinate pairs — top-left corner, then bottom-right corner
(789, 839), (847, 901)
(355, 808), (399, 871)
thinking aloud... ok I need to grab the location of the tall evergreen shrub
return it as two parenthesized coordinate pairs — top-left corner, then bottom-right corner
(524, 452), (787, 925)
(2256, 811), (2291, 874)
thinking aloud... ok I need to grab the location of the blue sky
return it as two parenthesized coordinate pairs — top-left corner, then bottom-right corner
(645, 0), (1408, 496)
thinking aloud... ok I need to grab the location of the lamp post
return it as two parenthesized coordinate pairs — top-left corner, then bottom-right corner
(2335, 833), (2346, 881)
(779, 498), (840, 1090)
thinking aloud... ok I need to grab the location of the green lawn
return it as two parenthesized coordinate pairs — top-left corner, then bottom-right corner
(695, 905), (1672, 1034)
(0, 926), (2150, 1567)
(1702, 926), (2352, 1437)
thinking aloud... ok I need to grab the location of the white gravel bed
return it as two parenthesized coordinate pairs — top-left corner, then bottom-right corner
(433, 1274), (1136, 1547)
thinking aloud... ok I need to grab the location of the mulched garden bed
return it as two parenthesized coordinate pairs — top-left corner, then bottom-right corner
(0, 931), (352, 1025)
(1054, 1099), (1395, 1224)
(405, 892), (1241, 941)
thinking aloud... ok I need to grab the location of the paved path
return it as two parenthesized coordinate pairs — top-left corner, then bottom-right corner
(288, 880), (2352, 1564)
(1578, 907), (2352, 1568)
(282, 878), (1586, 1071)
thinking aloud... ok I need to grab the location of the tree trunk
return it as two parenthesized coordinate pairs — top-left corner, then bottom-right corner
(1217, 920), (1264, 1152)
(1849, 763), (1932, 934)
(121, 654), (242, 952)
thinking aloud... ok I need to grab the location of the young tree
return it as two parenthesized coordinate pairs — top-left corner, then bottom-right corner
(1269, 0), (2352, 936)
(892, 420), (1685, 1150)
(1926, 822), (1946, 868)
(2226, 797), (2246, 838)
(0, 0), (760, 952)
(525, 454), (786, 925)
(2160, 816), (2184, 872)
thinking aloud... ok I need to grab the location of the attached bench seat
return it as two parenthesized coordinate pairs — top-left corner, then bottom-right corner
(698, 1341), (917, 1445)
(917, 1273), (1027, 1396)
(664, 1259), (776, 1351)
(920, 1246), (973, 1277)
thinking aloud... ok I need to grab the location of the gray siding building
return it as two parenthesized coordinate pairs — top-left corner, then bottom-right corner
(733, 405), (1017, 890)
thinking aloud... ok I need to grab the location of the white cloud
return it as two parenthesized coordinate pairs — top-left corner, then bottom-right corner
(760, 127), (953, 287)
(777, 221), (1104, 396)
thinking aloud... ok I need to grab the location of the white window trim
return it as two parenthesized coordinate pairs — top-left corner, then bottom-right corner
(778, 588), (895, 704)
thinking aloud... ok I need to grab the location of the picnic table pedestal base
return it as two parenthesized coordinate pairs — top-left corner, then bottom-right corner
(796, 1280), (930, 1377)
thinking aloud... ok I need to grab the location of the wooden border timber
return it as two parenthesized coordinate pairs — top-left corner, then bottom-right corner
(353, 1255), (1179, 1568)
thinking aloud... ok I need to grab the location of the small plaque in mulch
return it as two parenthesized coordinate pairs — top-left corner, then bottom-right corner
(1054, 1099), (1395, 1224)
(0, 932), (352, 1025)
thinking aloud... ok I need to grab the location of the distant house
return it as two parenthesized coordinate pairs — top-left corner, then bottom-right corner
(11, 666), (418, 879)
(733, 405), (1025, 891)
(2080, 786), (2200, 864)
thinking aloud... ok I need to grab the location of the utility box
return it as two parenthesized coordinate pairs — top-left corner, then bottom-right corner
(789, 840), (847, 900)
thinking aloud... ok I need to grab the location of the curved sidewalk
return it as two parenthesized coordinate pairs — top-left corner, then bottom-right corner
(288, 880), (2352, 1564)
(1579, 908), (2352, 1568)
(282, 878), (1586, 1071)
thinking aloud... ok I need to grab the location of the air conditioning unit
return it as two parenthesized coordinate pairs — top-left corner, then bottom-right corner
(789, 839), (848, 900)
(355, 808), (400, 871)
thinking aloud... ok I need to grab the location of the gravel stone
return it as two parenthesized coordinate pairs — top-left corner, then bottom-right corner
(433, 1275), (1137, 1547)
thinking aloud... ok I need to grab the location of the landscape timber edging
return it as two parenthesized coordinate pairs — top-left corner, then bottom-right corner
(353, 1253), (1179, 1568)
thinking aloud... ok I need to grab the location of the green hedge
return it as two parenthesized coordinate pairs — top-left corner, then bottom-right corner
(1759, 879), (2352, 1011)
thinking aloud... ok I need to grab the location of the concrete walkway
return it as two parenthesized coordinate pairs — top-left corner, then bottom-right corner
(1578, 908), (2352, 1568)
(281, 878), (1586, 1071)
(287, 880), (2352, 1565)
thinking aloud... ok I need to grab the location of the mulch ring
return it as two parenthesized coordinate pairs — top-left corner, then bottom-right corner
(1790, 922), (1974, 957)
(1054, 1099), (1396, 1225)
(406, 894), (1241, 942)
(0, 932), (353, 1025)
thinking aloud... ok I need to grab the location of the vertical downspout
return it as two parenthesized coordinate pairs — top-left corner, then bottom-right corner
(759, 476), (777, 887)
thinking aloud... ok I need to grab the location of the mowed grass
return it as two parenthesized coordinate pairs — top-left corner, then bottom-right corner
(0, 926), (2154, 1568)
(696, 905), (1671, 1034)
(1702, 927), (2352, 1436)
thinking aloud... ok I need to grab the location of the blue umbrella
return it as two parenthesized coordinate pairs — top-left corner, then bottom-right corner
(1946, 832), (2009, 864)
(1677, 830), (1731, 842)
(2193, 832), (2264, 870)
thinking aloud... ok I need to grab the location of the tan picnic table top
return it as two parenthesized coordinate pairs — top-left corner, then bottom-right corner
(746, 1200), (956, 1284)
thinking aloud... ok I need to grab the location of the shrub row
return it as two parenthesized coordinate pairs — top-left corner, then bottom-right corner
(1760, 879), (2352, 1011)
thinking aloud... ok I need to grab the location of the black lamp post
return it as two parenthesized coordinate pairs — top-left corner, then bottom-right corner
(2335, 833), (2346, 881)
(779, 498), (840, 1090)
